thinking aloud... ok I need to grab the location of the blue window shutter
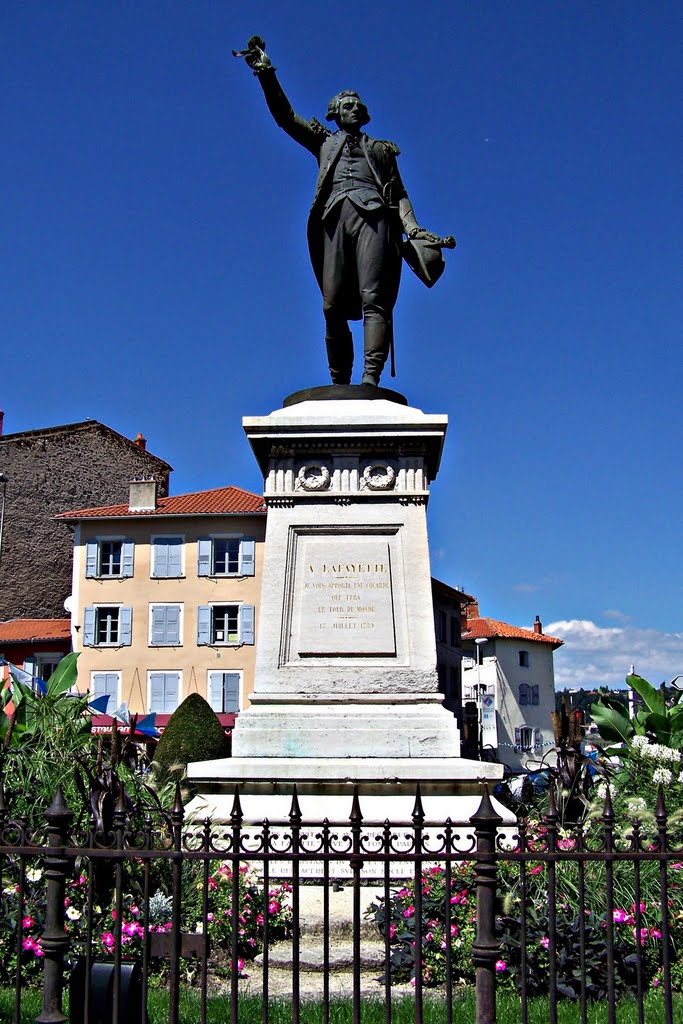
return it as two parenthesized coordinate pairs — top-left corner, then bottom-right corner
(23, 657), (36, 678)
(240, 538), (256, 576)
(197, 606), (211, 645)
(105, 673), (119, 699)
(208, 672), (223, 712)
(166, 605), (181, 645)
(93, 673), (118, 699)
(152, 539), (168, 577)
(83, 607), (96, 646)
(150, 673), (165, 712)
(167, 538), (182, 577)
(119, 607), (132, 645)
(518, 684), (528, 706)
(224, 672), (240, 713)
(514, 727), (522, 750)
(164, 673), (179, 713)
(151, 606), (167, 646)
(121, 540), (135, 578)
(534, 727), (543, 751)
(85, 541), (98, 578)
(532, 685), (540, 706)
(197, 538), (212, 577)
(240, 605), (255, 645)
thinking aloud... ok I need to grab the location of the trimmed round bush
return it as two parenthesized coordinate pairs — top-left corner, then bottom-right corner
(154, 693), (230, 779)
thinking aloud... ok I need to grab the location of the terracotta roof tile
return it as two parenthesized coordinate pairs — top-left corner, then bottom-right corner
(463, 617), (563, 647)
(0, 619), (71, 643)
(56, 486), (266, 520)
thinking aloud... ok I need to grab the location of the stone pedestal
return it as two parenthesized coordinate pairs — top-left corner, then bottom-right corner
(187, 392), (506, 824)
(234, 396), (459, 758)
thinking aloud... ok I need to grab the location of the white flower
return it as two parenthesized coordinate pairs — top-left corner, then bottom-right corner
(66, 907), (81, 921)
(627, 798), (647, 814)
(632, 735), (650, 751)
(652, 767), (673, 785)
(26, 868), (42, 882)
(595, 783), (608, 800)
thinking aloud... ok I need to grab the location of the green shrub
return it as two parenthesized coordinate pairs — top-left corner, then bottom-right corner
(153, 694), (229, 784)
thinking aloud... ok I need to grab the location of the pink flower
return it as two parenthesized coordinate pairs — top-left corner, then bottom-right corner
(633, 927), (649, 945)
(495, 960), (507, 972)
(653, 977), (661, 988)
(256, 913), (264, 926)
(403, 906), (415, 919)
(208, 878), (218, 890)
(268, 900), (280, 915)
(111, 910), (117, 920)
(22, 916), (34, 929)
(650, 928), (662, 940)
(101, 932), (115, 950)
(450, 924), (459, 936)
(613, 909), (629, 923)
(529, 866), (544, 875)
(540, 937), (550, 949)
(388, 923), (396, 939)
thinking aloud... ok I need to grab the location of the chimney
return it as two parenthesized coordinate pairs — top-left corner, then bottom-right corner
(0, 411), (4, 435)
(133, 432), (147, 451)
(467, 599), (480, 619)
(534, 615), (543, 634)
(129, 478), (157, 512)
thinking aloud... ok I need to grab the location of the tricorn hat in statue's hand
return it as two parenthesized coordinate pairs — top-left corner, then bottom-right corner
(402, 235), (455, 288)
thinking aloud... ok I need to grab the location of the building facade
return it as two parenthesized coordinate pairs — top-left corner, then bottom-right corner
(431, 578), (473, 726)
(461, 602), (563, 771)
(0, 416), (171, 621)
(0, 618), (71, 686)
(57, 482), (266, 731)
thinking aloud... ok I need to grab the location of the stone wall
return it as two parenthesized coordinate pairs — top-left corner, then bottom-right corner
(0, 421), (171, 620)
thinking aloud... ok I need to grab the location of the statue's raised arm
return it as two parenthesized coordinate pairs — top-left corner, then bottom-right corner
(234, 36), (455, 388)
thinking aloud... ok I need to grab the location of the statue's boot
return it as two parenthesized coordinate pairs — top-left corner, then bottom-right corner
(325, 325), (353, 385)
(361, 318), (390, 386)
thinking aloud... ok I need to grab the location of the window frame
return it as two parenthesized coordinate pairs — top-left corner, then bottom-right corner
(518, 650), (530, 669)
(150, 535), (185, 579)
(85, 537), (134, 579)
(197, 603), (255, 646)
(147, 671), (182, 715)
(208, 670), (242, 714)
(197, 536), (256, 578)
(83, 605), (132, 647)
(149, 603), (183, 647)
(90, 670), (121, 704)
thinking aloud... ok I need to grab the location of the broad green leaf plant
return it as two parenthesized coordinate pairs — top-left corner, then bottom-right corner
(590, 674), (683, 825)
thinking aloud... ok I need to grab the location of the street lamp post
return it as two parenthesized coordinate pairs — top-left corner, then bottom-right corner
(474, 637), (489, 760)
(0, 474), (7, 570)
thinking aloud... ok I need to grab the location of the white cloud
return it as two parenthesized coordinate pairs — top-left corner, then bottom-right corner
(546, 619), (683, 690)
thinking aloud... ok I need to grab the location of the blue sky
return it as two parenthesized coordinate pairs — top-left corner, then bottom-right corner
(3, 2), (682, 689)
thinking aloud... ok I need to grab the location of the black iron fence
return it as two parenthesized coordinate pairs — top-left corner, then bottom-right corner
(1, 779), (682, 1024)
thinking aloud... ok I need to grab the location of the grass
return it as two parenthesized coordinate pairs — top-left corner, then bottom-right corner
(3, 987), (680, 1023)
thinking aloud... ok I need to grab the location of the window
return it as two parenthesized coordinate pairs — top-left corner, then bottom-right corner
(208, 671), (241, 714)
(148, 672), (180, 713)
(518, 650), (529, 668)
(22, 654), (64, 685)
(149, 604), (182, 646)
(534, 727), (543, 752)
(197, 605), (255, 645)
(515, 726), (533, 752)
(197, 537), (255, 577)
(436, 610), (447, 643)
(151, 537), (184, 578)
(85, 539), (134, 579)
(91, 672), (120, 702)
(519, 683), (539, 706)
(450, 617), (459, 648)
(83, 606), (132, 646)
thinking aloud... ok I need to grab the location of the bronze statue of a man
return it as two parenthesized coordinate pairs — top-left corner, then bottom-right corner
(235, 37), (452, 387)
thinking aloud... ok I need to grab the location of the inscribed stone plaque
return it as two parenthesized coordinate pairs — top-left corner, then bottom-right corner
(297, 536), (396, 656)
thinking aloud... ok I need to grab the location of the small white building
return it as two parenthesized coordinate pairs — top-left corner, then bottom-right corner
(461, 602), (563, 772)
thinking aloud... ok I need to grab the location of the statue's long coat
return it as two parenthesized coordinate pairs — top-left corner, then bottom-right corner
(256, 69), (408, 321)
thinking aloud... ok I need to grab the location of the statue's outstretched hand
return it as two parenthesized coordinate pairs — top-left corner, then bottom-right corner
(232, 35), (273, 73)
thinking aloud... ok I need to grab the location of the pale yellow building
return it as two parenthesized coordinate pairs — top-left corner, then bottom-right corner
(57, 481), (266, 730)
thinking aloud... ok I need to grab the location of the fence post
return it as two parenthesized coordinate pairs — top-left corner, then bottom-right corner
(470, 782), (502, 1024)
(35, 787), (73, 1024)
